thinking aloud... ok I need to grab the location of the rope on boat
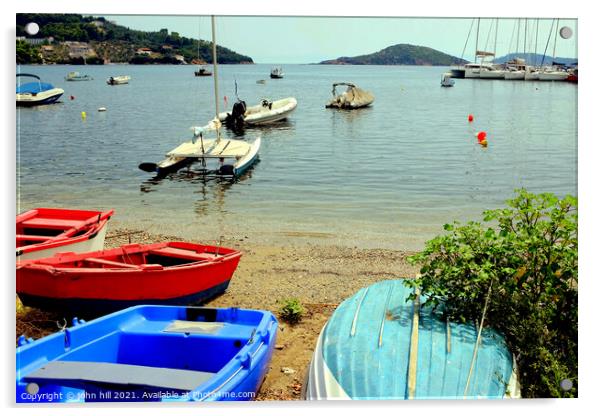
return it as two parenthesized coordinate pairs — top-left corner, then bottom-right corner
(463, 279), (494, 398)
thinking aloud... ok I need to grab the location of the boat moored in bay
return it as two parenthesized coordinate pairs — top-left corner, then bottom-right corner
(107, 75), (131, 85)
(16, 74), (64, 106)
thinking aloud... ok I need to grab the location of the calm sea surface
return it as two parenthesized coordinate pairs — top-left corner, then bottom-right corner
(16, 64), (577, 250)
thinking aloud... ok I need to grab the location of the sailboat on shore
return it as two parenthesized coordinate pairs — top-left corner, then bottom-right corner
(140, 16), (260, 178)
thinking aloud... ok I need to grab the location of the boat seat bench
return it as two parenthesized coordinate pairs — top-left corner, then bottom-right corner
(21, 218), (85, 230)
(149, 247), (220, 262)
(83, 258), (141, 269)
(16, 234), (52, 242)
(25, 361), (216, 392)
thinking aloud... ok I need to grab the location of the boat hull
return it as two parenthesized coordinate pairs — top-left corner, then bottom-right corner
(18, 280), (231, 316)
(16, 208), (113, 262)
(504, 71), (525, 80)
(17, 242), (242, 315)
(233, 137), (261, 176)
(16, 89), (64, 106)
(305, 280), (520, 400)
(16, 305), (278, 402)
(18, 224), (108, 262)
(479, 70), (506, 79)
(449, 68), (465, 78)
(538, 72), (569, 81)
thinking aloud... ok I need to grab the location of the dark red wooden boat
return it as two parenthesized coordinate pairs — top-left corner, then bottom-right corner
(17, 242), (242, 316)
(17, 208), (114, 263)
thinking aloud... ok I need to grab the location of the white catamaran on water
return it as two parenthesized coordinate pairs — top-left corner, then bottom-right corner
(139, 16), (260, 178)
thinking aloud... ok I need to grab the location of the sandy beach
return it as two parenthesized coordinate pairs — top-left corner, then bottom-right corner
(16, 227), (420, 401)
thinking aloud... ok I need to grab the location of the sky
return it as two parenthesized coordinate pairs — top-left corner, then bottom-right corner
(102, 15), (578, 64)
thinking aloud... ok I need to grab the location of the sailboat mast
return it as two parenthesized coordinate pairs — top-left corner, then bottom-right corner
(494, 18), (498, 57)
(516, 18), (521, 54)
(523, 19), (529, 58)
(211, 15), (220, 141)
(534, 19), (539, 66)
(474, 18), (480, 63)
(552, 18), (559, 60)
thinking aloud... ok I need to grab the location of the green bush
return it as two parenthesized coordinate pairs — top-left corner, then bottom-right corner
(278, 298), (305, 324)
(405, 189), (577, 398)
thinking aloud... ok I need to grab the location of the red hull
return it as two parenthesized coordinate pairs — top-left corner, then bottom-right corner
(17, 242), (242, 311)
(16, 208), (113, 259)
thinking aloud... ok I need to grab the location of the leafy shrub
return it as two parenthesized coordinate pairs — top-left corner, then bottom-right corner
(278, 298), (305, 324)
(405, 189), (577, 398)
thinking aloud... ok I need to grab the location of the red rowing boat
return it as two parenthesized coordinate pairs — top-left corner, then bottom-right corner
(17, 208), (114, 263)
(16, 242), (242, 315)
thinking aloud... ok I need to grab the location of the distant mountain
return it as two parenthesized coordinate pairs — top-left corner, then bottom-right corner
(493, 53), (578, 66)
(16, 13), (254, 65)
(319, 44), (467, 66)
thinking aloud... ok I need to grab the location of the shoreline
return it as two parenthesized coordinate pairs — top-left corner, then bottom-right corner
(16, 226), (420, 400)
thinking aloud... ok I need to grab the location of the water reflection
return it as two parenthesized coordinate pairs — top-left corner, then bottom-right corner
(140, 159), (257, 194)
(224, 119), (295, 137)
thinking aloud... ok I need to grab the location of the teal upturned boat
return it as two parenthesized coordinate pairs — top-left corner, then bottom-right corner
(305, 280), (520, 400)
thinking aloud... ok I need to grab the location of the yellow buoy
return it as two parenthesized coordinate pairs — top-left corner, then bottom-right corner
(81, 111), (87, 119)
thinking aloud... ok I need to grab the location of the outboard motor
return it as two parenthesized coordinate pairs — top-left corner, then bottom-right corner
(225, 100), (246, 132)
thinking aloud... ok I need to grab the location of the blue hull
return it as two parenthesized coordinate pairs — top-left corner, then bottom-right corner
(18, 280), (231, 318)
(17, 305), (278, 402)
(307, 280), (518, 399)
(234, 153), (260, 177)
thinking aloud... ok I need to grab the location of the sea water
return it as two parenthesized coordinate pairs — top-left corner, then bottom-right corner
(16, 64), (577, 250)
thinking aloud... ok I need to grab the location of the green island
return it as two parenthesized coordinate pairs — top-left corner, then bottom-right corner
(319, 43), (467, 66)
(16, 14), (253, 65)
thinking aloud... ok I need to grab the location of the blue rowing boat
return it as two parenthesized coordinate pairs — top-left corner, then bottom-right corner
(16, 305), (277, 402)
(305, 280), (520, 400)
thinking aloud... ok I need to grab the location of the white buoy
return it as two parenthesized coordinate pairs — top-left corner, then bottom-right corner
(98, 107), (107, 112)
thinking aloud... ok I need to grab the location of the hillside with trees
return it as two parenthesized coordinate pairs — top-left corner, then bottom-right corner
(16, 13), (253, 65)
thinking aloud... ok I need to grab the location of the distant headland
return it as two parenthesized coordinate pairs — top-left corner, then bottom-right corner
(16, 13), (253, 65)
(319, 43), (467, 66)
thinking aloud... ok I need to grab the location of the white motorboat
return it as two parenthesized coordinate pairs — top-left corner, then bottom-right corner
(440, 72), (455, 87)
(326, 83), (374, 109)
(270, 67), (283, 79)
(219, 97), (297, 128)
(65, 71), (93, 81)
(16, 74), (64, 106)
(107, 75), (131, 85)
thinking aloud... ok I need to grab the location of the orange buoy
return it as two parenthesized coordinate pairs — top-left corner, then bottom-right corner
(468, 114), (474, 122)
(480, 139), (488, 147)
(477, 131), (487, 142)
